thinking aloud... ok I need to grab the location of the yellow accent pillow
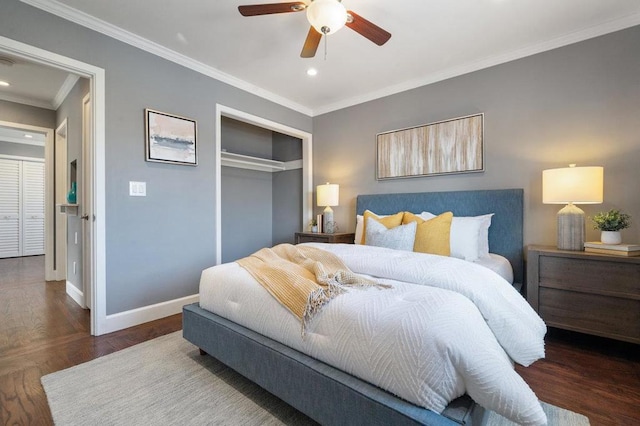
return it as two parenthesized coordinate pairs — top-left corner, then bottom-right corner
(361, 211), (404, 244)
(402, 211), (453, 256)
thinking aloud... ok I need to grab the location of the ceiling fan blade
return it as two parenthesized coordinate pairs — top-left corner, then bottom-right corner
(238, 2), (306, 16)
(300, 26), (322, 58)
(346, 11), (392, 46)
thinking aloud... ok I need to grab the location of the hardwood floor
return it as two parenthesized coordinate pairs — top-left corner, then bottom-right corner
(0, 255), (638, 425)
(516, 329), (639, 425)
(0, 256), (182, 425)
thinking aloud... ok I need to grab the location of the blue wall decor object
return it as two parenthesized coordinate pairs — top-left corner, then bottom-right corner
(67, 181), (77, 204)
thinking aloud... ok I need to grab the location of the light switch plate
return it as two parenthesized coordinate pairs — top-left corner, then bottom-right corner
(129, 181), (146, 196)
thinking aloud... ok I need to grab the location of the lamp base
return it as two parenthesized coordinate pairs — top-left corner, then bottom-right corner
(557, 203), (585, 251)
(323, 206), (335, 234)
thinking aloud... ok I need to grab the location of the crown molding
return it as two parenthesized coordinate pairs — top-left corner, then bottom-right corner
(20, 0), (313, 117)
(21, 0), (640, 118)
(52, 73), (79, 109)
(312, 12), (640, 115)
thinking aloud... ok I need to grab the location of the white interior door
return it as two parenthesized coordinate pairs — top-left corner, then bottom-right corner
(0, 158), (21, 258)
(82, 93), (93, 311)
(0, 158), (44, 258)
(22, 161), (45, 256)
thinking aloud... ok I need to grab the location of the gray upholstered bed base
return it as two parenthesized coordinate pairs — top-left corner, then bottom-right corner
(183, 303), (486, 425)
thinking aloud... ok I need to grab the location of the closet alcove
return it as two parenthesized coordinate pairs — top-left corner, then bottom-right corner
(220, 116), (303, 263)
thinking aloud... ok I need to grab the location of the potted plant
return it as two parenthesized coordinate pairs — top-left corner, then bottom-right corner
(591, 209), (631, 244)
(309, 218), (318, 233)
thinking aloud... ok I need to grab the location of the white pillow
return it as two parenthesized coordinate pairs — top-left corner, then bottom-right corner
(365, 217), (416, 251)
(354, 212), (390, 245)
(355, 211), (424, 244)
(420, 212), (494, 261)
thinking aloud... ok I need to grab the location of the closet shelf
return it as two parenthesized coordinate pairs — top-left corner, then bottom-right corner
(221, 151), (286, 172)
(58, 203), (79, 216)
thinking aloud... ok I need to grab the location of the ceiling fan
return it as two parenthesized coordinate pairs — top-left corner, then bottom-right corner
(238, 0), (391, 58)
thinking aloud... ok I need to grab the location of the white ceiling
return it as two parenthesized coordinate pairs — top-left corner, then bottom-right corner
(9, 0), (640, 116)
(0, 53), (76, 110)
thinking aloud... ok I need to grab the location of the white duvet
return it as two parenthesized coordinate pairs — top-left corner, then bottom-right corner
(199, 243), (547, 425)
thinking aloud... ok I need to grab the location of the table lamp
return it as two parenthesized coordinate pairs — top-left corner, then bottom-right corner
(542, 164), (603, 250)
(317, 183), (339, 234)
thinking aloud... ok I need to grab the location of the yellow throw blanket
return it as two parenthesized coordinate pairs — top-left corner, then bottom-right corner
(237, 244), (390, 335)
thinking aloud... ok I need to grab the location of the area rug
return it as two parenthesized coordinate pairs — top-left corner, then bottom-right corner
(42, 331), (589, 425)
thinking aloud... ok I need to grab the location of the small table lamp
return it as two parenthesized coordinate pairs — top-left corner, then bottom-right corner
(317, 183), (339, 234)
(542, 164), (603, 250)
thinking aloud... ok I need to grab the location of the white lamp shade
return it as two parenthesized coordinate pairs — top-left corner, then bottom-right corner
(306, 0), (347, 34)
(317, 183), (339, 207)
(542, 166), (603, 204)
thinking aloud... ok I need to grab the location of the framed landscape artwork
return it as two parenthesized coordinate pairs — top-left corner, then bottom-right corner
(376, 113), (484, 180)
(145, 109), (197, 166)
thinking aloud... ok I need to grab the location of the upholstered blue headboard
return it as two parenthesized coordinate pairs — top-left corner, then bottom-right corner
(356, 189), (524, 284)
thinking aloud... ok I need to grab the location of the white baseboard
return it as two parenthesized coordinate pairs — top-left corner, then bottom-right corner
(66, 281), (86, 308)
(101, 294), (199, 335)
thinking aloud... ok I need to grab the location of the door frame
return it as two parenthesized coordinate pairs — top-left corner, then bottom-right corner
(54, 119), (68, 282)
(0, 36), (106, 335)
(82, 93), (93, 310)
(215, 104), (313, 265)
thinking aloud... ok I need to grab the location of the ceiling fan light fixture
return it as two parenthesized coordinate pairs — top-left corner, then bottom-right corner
(306, 0), (347, 35)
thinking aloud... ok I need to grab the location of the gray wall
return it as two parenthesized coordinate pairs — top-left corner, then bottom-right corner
(56, 77), (89, 291)
(221, 167), (273, 262)
(312, 25), (640, 247)
(2, 0), (312, 314)
(272, 169), (302, 244)
(273, 132), (303, 244)
(0, 99), (54, 158)
(0, 141), (44, 158)
(0, 99), (56, 130)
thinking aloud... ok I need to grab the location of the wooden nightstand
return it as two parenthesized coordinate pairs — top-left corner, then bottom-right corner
(295, 232), (355, 244)
(526, 245), (640, 343)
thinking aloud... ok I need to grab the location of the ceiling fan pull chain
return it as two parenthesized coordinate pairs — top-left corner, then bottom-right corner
(324, 35), (327, 60)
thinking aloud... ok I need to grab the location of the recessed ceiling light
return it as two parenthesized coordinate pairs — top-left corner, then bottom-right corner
(24, 134), (33, 138)
(0, 81), (10, 87)
(306, 68), (318, 77)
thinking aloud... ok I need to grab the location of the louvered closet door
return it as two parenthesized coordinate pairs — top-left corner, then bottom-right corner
(22, 161), (45, 255)
(0, 159), (21, 258)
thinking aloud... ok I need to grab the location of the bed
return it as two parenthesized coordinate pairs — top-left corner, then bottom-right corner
(183, 188), (545, 425)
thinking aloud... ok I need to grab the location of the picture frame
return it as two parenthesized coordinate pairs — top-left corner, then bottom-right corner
(145, 108), (197, 166)
(376, 113), (484, 180)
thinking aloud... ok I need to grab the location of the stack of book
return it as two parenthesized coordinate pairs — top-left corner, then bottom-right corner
(583, 242), (640, 257)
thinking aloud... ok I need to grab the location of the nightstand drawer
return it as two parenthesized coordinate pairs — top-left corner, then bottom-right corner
(301, 235), (332, 243)
(539, 287), (640, 343)
(539, 255), (640, 297)
(295, 232), (355, 244)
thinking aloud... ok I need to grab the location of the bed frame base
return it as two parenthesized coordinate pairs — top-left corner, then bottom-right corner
(183, 303), (486, 425)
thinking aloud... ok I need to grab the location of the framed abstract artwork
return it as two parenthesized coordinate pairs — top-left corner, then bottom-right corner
(145, 109), (197, 166)
(376, 113), (484, 179)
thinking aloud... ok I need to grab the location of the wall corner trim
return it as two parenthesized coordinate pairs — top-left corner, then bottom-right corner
(101, 294), (199, 335)
(66, 280), (85, 308)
